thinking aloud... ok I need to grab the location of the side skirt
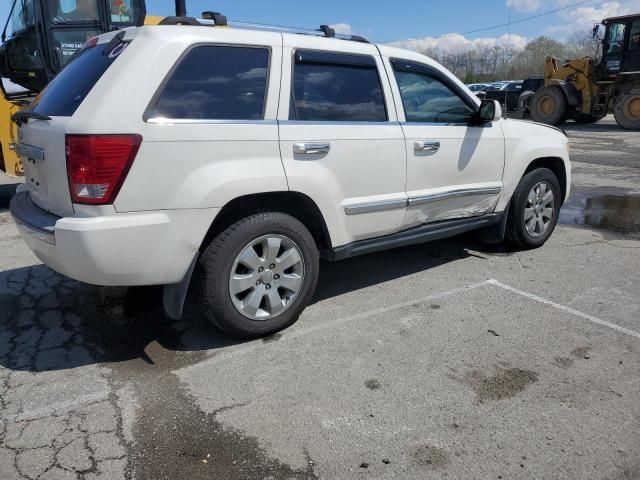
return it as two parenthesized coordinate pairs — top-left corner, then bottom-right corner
(325, 213), (504, 261)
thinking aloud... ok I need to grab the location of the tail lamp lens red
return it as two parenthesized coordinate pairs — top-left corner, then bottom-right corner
(66, 135), (142, 205)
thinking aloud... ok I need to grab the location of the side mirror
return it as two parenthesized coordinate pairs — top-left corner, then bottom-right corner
(477, 99), (502, 123)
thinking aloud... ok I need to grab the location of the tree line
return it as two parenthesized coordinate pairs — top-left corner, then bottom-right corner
(421, 32), (599, 83)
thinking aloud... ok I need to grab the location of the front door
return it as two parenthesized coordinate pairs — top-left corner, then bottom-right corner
(385, 57), (505, 229)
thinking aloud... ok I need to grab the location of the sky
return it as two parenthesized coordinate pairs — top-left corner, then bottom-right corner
(1, 0), (640, 52)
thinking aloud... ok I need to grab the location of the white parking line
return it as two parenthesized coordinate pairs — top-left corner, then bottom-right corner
(177, 280), (491, 374)
(178, 277), (640, 376)
(488, 279), (640, 340)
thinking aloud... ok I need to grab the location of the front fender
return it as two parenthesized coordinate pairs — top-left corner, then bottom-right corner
(497, 120), (571, 211)
(550, 80), (581, 108)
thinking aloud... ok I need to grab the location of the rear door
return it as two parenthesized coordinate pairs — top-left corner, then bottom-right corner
(18, 36), (132, 217)
(384, 57), (505, 229)
(277, 37), (407, 245)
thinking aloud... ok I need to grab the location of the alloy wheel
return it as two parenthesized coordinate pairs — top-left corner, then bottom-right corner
(229, 234), (305, 320)
(524, 181), (555, 238)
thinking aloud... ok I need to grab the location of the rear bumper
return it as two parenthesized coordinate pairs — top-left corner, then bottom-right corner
(10, 191), (219, 286)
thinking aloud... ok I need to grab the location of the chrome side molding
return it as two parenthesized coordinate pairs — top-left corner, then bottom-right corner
(344, 198), (407, 216)
(344, 187), (503, 215)
(408, 187), (502, 207)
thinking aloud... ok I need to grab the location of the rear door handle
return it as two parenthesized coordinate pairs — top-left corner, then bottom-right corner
(414, 140), (440, 153)
(293, 142), (331, 155)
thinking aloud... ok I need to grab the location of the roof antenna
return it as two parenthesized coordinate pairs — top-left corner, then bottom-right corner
(175, 0), (187, 16)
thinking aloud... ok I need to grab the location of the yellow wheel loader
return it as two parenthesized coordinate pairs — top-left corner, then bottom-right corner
(0, 0), (177, 177)
(521, 14), (640, 130)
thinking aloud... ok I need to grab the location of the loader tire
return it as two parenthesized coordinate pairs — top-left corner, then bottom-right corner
(613, 87), (640, 130)
(530, 86), (569, 126)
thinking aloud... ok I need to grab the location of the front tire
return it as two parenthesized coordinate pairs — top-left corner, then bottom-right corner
(507, 168), (562, 249)
(530, 86), (569, 126)
(195, 212), (319, 339)
(613, 87), (640, 130)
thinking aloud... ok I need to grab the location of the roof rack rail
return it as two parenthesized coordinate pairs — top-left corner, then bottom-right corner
(160, 11), (370, 44)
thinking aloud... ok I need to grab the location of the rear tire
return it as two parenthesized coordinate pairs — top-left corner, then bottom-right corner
(195, 212), (319, 339)
(613, 86), (640, 130)
(507, 168), (561, 249)
(530, 86), (569, 126)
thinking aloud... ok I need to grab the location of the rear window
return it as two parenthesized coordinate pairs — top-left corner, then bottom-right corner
(32, 40), (130, 117)
(146, 46), (270, 121)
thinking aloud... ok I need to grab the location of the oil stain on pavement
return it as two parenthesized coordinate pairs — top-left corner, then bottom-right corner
(463, 367), (539, 402)
(129, 371), (317, 480)
(561, 194), (640, 237)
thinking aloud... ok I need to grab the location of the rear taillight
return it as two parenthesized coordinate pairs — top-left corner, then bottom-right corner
(66, 134), (142, 205)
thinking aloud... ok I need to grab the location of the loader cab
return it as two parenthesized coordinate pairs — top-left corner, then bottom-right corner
(598, 14), (640, 77)
(0, 0), (145, 94)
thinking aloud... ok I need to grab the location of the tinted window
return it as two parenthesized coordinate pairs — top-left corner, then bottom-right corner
(32, 40), (130, 116)
(9, 0), (35, 34)
(148, 46), (269, 121)
(393, 69), (474, 124)
(630, 20), (640, 51)
(291, 54), (387, 122)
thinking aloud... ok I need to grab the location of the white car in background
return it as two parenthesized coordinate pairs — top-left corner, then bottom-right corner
(10, 21), (571, 338)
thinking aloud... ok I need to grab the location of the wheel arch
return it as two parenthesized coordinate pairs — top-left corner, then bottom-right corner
(199, 191), (333, 255)
(549, 80), (581, 108)
(524, 157), (567, 204)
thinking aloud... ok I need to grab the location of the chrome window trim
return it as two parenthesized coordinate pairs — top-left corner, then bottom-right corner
(344, 198), (407, 216)
(402, 122), (470, 127)
(146, 118), (278, 125)
(279, 120), (398, 126)
(408, 187), (502, 207)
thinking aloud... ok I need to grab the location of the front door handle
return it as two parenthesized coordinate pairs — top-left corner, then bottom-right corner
(414, 140), (440, 153)
(293, 142), (331, 155)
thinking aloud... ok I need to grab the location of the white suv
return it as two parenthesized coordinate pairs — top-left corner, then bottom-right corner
(10, 21), (570, 338)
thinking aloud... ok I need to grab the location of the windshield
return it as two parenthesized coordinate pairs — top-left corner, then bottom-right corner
(49, 0), (99, 22)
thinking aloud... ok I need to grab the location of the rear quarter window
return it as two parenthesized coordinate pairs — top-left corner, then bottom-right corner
(32, 40), (130, 117)
(146, 45), (270, 121)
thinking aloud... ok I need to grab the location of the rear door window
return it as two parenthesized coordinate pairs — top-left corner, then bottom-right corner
(146, 46), (270, 121)
(31, 40), (130, 116)
(290, 51), (387, 122)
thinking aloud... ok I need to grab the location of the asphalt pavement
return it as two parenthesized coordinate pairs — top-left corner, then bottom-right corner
(0, 116), (639, 480)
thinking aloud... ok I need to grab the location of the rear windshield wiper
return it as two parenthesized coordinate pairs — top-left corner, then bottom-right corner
(11, 110), (52, 126)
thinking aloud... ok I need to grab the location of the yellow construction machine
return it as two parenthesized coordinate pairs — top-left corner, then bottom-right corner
(0, 0), (177, 177)
(522, 14), (640, 129)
